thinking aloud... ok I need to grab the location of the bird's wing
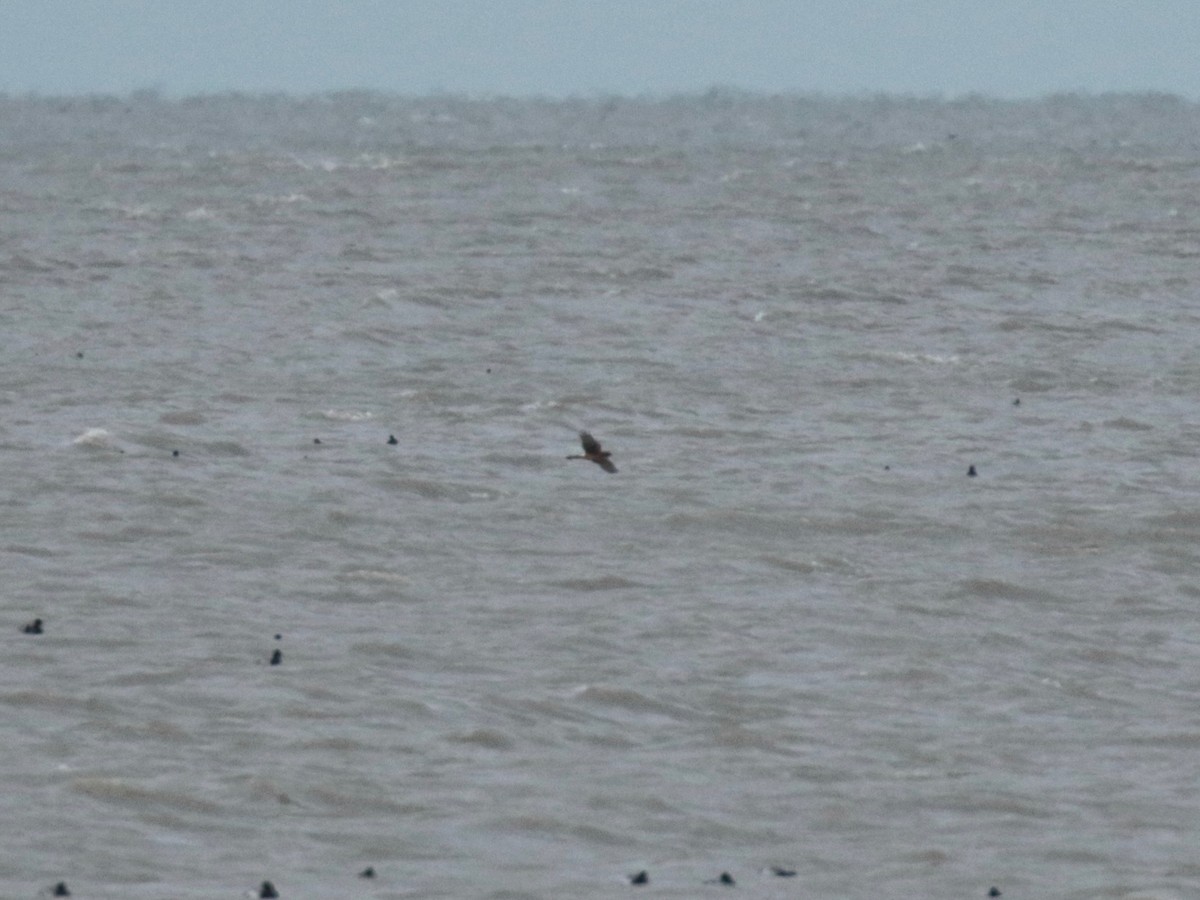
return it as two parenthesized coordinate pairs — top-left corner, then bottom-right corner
(597, 458), (618, 474)
(579, 431), (602, 455)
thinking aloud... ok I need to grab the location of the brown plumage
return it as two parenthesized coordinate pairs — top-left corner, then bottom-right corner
(567, 431), (617, 473)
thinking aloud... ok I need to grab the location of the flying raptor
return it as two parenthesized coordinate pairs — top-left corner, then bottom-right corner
(568, 431), (617, 473)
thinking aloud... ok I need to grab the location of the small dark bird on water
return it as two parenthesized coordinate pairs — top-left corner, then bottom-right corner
(270, 650), (282, 666)
(567, 431), (617, 473)
(968, 464), (978, 477)
(387, 434), (398, 445)
(52, 883), (70, 897)
(358, 867), (376, 879)
(629, 870), (649, 885)
(259, 881), (279, 899)
(22, 618), (43, 635)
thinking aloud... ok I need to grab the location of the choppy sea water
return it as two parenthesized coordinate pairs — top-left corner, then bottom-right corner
(4, 91), (1200, 898)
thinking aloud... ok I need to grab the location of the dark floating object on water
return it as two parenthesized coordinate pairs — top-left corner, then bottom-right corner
(22, 618), (43, 635)
(259, 881), (279, 899)
(270, 649), (282, 666)
(75, 351), (84, 359)
(567, 431), (617, 473)
(988, 889), (1002, 898)
(313, 438), (322, 444)
(704, 872), (735, 886)
(358, 866), (376, 879)
(1012, 398), (1020, 406)
(629, 870), (649, 885)
(274, 633), (282, 641)
(52, 882), (71, 897)
(172, 449), (180, 457)
(387, 434), (398, 445)
(770, 867), (796, 877)
(967, 465), (978, 477)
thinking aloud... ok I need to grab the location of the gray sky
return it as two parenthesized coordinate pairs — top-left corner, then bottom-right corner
(2, 0), (1198, 98)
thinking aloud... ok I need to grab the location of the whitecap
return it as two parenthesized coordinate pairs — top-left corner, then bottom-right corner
(72, 427), (116, 447)
(318, 409), (375, 422)
(882, 351), (960, 365)
(356, 154), (406, 170)
(520, 399), (560, 412)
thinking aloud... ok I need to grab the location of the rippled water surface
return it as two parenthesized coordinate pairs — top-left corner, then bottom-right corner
(4, 92), (1200, 898)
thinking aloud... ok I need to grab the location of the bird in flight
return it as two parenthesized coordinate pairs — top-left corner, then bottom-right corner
(568, 431), (617, 473)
